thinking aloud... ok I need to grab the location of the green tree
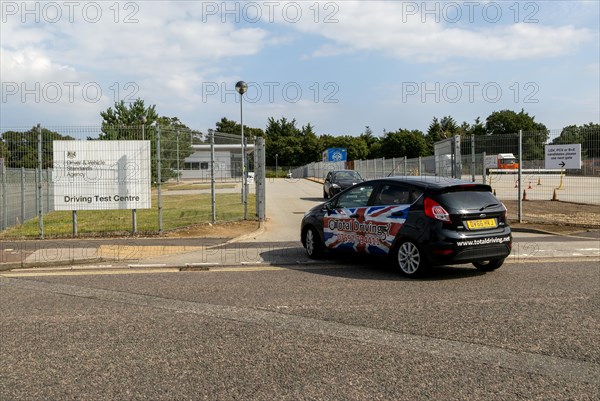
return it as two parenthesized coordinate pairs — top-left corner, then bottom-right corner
(485, 109), (547, 135)
(264, 117), (303, 166)
(582, 123), (600, 158)
(379, 129), (428, 159)
(156, 117), (198, 181)
(0, 140), (7, 162)
(456, 117), (486, 137)
(552, 125), (582, 145)
(99, 99), (159, 140)
(213, 117), (264, 145)
(484, 109), (549, 159)
(0, 126), (73, 169)
(553, 123), (600, 158)
(359, 126), (382, 159)
(297, 123), (321, 165)
(425, 116), (459, 154)
(98, 99), (195, 183)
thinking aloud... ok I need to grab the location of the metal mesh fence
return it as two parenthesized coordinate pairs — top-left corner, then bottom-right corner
(290, 161), (346, 180)
(291, 128), (600, 227)
(1, 168), (52, 230)
(459, 130), (600, 206)
(0, 125), (259, 238)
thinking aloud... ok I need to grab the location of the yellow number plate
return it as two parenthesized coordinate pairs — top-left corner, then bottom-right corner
(466, 218), (497, 230)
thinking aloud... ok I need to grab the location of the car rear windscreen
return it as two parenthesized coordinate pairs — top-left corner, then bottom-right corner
(437, 188), (499, 210)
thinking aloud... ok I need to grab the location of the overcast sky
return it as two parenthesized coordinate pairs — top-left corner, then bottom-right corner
(1, 1), (599, 137)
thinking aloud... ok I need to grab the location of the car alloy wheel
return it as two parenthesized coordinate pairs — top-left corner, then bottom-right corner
(304, 227), (323, 259)
(396, 241), (423, 276)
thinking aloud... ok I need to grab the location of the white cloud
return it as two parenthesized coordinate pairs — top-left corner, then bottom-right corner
(1, 2), (271, 77)
(1, 1), (597, 132)
(287, 2), (594, 62)
(0, 1), (273, 125)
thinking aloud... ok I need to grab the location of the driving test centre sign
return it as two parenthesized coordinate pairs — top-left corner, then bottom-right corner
(53, 140), (151, 210)
(544, 144), (581, 170)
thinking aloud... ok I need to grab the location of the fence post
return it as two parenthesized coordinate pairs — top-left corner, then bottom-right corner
(518, 130), (523, 223)
(418, 157), (422, 176)
(482, 152), (487, 184)
(403, 156), (407, 176)
(255, 137), (266, 221)
(210, 129), (216, 224)
(45, 169), (50, 213)
(72, 210), (78, 237)
(37, 123), (43, 239)
(451, 136), (457, 178)
(471, 134), (476, 182)
(176, 130), (180, 185)
(21, 167), (25, 225)
(1, 162), (6, 230)
(156, 125), (163, 234)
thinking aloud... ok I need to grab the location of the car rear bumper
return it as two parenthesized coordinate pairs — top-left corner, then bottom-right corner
(424, 229), (512, 265)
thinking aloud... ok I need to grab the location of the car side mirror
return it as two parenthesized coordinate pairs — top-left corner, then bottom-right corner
(324, 202), (334, 212)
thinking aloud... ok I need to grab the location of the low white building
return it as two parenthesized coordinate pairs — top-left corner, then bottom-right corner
(180, 144), (255, 180)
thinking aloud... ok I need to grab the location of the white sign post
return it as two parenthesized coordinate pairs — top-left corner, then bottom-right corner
(53, 141), (151, 211)
(544, 144), (581, 170)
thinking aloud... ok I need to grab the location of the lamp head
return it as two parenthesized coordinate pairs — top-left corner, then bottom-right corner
(235, 81), (248, 95)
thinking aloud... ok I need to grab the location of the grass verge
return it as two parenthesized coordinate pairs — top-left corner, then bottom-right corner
(1, 193), (256, 239)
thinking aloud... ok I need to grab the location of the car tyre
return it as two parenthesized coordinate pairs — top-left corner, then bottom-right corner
(393, 240), (427, 277)
(304, 226), (324, 259)
(473, 259), (504, 271)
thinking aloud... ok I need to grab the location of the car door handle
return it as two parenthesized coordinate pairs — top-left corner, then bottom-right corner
(349, 213), (359, 218)
(391, 211), (404, 217)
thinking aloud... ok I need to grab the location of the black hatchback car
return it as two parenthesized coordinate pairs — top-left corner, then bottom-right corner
(323, 170), (364, 198)
(301, 176), (512, 277)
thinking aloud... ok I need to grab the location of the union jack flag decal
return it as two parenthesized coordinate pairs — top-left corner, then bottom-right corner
(323, 205), (409, 255)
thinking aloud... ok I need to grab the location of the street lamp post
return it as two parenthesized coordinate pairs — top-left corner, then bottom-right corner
(176, 130), (180, 184)
(140, 116), (146, 141)
(235, 81), (248, 220)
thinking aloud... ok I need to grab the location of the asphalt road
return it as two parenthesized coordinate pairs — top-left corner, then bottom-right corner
(1, 261), (599, 400)
(1, 178), (599, 400)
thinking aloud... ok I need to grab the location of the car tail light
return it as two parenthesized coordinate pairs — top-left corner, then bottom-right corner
(501, 202), (507, 219)
(424, 197), (450, 222)
(433, 249), (454, 255)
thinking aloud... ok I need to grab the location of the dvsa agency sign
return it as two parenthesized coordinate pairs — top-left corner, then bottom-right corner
(53, 141), (151, 210)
